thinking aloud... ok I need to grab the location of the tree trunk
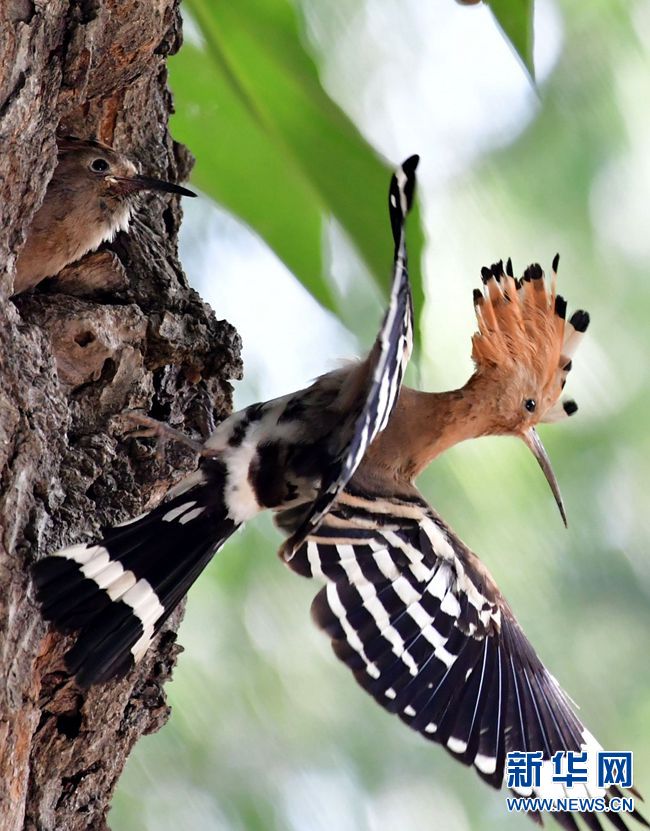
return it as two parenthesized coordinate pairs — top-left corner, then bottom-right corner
(0, 3), (242, 828)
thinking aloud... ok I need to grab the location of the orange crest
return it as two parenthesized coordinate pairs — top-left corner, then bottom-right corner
(471, 256), (589, 424)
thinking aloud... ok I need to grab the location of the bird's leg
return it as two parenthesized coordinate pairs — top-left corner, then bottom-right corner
(118, 411), (210, 459)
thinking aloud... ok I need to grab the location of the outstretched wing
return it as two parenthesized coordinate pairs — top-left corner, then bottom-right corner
(283, 155), (419, 557)
(280, 485), (646, 831)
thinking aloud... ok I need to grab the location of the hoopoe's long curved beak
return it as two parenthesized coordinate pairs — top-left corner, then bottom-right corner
(116, 175), (196, 198)
(521, 427), (568, 527)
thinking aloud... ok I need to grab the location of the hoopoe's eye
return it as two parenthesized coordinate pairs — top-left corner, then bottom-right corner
(524, 398), (537, 413)
(90, 158), (110, 173)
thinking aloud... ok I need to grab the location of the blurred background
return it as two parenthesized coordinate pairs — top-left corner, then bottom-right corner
(111, 1), (650, 828)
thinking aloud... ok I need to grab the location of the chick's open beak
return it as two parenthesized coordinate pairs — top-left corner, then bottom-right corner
(521, 427), (567, 527)
(119, 175), (196, 198)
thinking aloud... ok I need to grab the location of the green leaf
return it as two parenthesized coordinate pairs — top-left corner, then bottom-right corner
(169, 0), (424, 330)
(486, 0), (535, 81)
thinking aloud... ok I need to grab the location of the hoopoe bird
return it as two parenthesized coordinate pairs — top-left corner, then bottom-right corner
(13, 135), (195, 295)
(33, 157), (645, 830)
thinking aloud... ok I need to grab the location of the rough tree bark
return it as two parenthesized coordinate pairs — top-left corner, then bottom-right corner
(0, 3), (242, 829)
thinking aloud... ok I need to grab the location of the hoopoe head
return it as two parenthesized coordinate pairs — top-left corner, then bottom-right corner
(471, 256), (589, 524)
(55, 136), (196, 204)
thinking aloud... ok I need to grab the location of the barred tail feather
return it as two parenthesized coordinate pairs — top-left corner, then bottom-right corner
(32, 462), (239, 686)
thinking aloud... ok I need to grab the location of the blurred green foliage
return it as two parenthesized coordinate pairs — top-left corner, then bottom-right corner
(488, 0), (535, 79)
(111, 2), (650, 830)
(170, 0), (425, 328)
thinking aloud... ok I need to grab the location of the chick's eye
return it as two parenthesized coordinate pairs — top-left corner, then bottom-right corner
(524, 398), (537, 413)
(90, 158), (109, 173)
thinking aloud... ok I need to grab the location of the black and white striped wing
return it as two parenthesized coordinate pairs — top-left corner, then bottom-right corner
(284, 486), (645, 831)
(284, 155), (418, 556)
